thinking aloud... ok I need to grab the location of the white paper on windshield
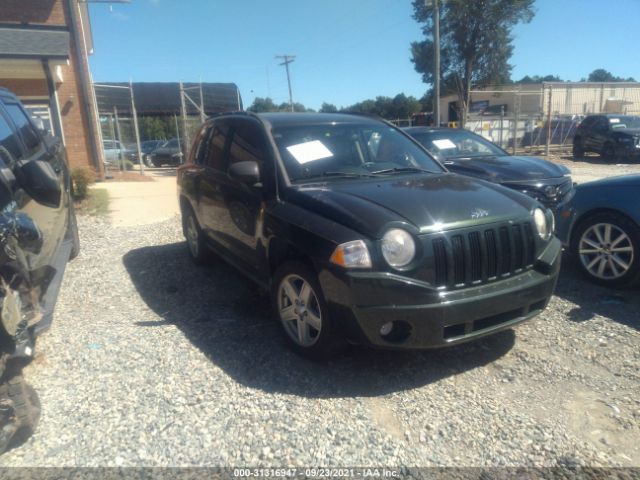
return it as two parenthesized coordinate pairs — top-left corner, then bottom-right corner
(432, 138), (457, 150)
(286, 140), (334, 164)
(609, 118), (620, 123)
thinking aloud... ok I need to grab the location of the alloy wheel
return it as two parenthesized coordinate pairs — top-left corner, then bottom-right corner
(579, 222), (634, 280)
(277, 274), (322, 347)
(186, 214), (199, 258)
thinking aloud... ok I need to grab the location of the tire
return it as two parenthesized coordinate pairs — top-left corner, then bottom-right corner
(271, 261), (346, 359)
(601, 143), (617, 162)
(144, 155), (153, 168)
(0, 374), (40, 455)
(572, 139), (584, 159)
(182, 206), (209, 265)
(571, 212), (640, 288)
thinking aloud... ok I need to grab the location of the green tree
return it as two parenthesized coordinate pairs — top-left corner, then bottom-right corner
(516, 74), (562, 84)
(411, 0), (535, 126)
(344, 94), (422, 119)
(277, 101), (313, 113)
(248, 97), (312, 113)
(319, 102), (338, 113)
(247, 97), (279, 112)
(137, 116), (173, 141)
(585, 69), (636, 82)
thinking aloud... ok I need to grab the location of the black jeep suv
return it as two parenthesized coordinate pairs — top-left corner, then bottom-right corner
(177, 113), (561, 358)
(573, 114), (640, 160)
(0, 88), (79, 452)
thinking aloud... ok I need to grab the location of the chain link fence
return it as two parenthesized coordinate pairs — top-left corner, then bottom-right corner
(463, 83), (640, 154)
(94, 83), (146, 177)
(94, 82), (241, 176)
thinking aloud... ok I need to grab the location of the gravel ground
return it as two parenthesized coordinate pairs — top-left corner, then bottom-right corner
(0, 210), (638, 468)
(545, 153), (640, 184)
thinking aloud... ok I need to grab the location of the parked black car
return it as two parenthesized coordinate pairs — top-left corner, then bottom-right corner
(137, 139), (165, 167)
(148, 138), (183, 167)
(0, 88), (79, 452)
(178, 112), (561, 358)
(556, 174), (640, 287)
(404, 127), (573, 209)
(521, 118), (580, 148)
(573, 114), (640, 160)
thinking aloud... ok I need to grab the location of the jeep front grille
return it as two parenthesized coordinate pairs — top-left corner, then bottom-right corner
(431, 222), (536, 288)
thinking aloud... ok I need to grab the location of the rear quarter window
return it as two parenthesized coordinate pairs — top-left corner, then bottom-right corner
(4, 103), (42, 158)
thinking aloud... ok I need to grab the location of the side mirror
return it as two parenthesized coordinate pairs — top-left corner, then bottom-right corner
(15, 160), (61, 208)
(228, 161), (260, 185)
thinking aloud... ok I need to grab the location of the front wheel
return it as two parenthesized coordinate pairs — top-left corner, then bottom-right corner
(601, 143), (617, 162)
(182, 207), (209, 265)
(272, 261), (346, 359)
(571, 212), (640, 287)
(572, 139), (584, 159)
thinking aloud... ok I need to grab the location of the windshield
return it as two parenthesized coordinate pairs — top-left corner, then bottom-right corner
(272, 123), (444, 182)
(609, 116), (640, 129)
(410, 129), (506, 159)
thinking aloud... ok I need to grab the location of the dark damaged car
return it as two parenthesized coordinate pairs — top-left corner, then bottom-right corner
(0, 89), (79, 453)
(404, 127), (574, 209)
(178, 113), (561, 358)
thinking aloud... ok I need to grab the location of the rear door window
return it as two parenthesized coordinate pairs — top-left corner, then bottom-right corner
(203, 122), (230, 171)
(0, 111), (22, 164)
(4, 103), (42, 158)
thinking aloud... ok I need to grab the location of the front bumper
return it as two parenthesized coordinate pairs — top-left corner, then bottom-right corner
(616, 144), (640, 157)
(319, 237), (562, 349)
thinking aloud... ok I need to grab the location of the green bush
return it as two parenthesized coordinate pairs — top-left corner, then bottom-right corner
(71, 166), (94, 200)
(123, 159), (135, 171)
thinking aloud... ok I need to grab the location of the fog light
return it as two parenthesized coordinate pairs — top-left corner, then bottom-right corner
(380, 321), (394, 336)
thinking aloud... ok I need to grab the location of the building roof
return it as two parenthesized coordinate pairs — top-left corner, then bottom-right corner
(0, 26), (69, 59)
(94, 82), (242, 115)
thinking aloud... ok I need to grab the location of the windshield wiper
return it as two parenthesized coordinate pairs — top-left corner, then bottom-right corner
(369, 166), (438, 175)
(300, 171), (376, 180)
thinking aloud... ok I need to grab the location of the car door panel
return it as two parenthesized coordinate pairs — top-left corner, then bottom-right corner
(216, 119), (271, 281)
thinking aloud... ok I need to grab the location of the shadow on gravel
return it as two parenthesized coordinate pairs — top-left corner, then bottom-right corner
(554, 253), (639, 332)
(123, 242), (516, 399)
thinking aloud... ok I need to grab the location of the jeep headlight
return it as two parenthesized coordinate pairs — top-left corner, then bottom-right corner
(381, 229), (416, 268)
(330, 240), (372, 269)
(533, 208), (552, 241)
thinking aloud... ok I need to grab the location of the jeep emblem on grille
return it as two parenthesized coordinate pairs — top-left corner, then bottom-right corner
(471, 208), (489, 219)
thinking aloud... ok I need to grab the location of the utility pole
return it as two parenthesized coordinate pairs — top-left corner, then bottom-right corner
(276, 55), (296, 112)
(130, 80), (144, 174)
(198, 81), (206, 123)
(179, 81), (188, 158)
(432, 0), (441, 127)
(113, 106), (124, 172)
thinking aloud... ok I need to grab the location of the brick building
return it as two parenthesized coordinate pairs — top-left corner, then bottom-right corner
(0, 0), (104, 175)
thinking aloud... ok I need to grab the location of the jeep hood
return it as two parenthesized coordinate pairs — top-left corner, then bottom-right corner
(287, 173), (537, 238)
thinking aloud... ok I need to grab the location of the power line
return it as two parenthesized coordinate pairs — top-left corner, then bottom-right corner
(275, 55), (296, 112)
